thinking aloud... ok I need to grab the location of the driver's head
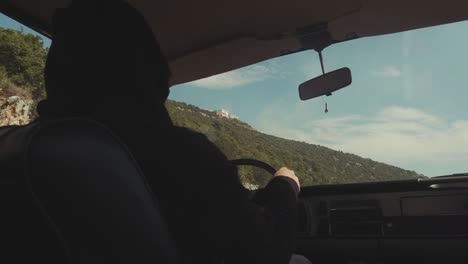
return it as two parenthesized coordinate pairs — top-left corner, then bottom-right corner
(41, 0), (170, 116)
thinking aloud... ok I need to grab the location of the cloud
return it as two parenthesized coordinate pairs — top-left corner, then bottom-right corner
(257, 105), (468, 176)
(376, 106), (439, 124)
(190, 63), (281, 89)
(372, 65), (402, 78)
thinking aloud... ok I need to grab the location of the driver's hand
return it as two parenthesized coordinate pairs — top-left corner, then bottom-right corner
(274, 167), (300, 191)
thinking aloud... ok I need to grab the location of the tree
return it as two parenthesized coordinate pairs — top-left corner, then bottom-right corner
(0, 27), (47, 100)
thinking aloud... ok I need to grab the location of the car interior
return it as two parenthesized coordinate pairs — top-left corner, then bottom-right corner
(2, 0), (468, 263)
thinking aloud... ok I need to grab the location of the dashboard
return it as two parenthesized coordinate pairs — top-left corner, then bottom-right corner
(296, 177), (468, 263)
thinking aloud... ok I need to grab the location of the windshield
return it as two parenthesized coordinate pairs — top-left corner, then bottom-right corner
(169, 20), (468, 186)
(2, 12), (468, 188)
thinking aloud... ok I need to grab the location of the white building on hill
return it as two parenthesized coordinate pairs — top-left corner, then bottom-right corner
(216, 109), (238, 119)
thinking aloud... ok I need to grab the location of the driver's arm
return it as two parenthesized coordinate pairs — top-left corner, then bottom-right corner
(191, 134), (299, 264)
(219, 166), (298, 264)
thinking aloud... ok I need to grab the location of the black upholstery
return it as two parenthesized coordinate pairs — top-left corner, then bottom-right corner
(0, 118), (179, 263)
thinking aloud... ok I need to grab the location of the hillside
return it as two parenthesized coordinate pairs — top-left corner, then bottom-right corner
(166, 100), (424, 187)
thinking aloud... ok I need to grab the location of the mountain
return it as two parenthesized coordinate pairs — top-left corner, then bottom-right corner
(166, 100), (424, 187)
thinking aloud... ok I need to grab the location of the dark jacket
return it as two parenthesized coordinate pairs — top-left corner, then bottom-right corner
(102, 106), (299, 264)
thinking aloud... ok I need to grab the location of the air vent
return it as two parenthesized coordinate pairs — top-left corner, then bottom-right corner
(296, 200), (309, 234)
(329, 200), (383, 237)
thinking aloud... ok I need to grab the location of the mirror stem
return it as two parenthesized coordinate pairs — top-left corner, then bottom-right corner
(319, 51), (326, 75)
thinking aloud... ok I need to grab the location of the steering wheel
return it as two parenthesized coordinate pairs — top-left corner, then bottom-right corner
(229, 159), (277, 175)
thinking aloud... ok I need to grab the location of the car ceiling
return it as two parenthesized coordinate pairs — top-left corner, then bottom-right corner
(1, 0), (468, 86)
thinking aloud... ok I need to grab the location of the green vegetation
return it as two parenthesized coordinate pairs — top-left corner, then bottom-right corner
(166, 100), (424, 187)
(0, 27), (47, 101)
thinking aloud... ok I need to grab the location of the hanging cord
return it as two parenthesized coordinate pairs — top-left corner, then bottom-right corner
(321, 96), (328, 113)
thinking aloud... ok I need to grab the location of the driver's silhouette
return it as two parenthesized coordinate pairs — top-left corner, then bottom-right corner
(38, 1), (302, 263)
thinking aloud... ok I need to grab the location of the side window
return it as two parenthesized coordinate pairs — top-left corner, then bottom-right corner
(0, 13), (49, 126)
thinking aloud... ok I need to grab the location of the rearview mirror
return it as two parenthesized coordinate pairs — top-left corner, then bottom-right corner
(299, 67), (352, 100)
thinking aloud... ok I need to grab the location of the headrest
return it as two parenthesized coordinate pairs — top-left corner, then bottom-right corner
(42, 0), (171, 117)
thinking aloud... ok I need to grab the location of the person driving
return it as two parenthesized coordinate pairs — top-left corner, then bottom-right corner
(38, 1), (303, 263)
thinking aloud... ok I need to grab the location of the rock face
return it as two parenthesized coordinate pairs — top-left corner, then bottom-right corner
(0, 95), (34, 126)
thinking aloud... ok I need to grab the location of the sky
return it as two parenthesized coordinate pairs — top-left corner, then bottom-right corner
(2, 12), (468, 177)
